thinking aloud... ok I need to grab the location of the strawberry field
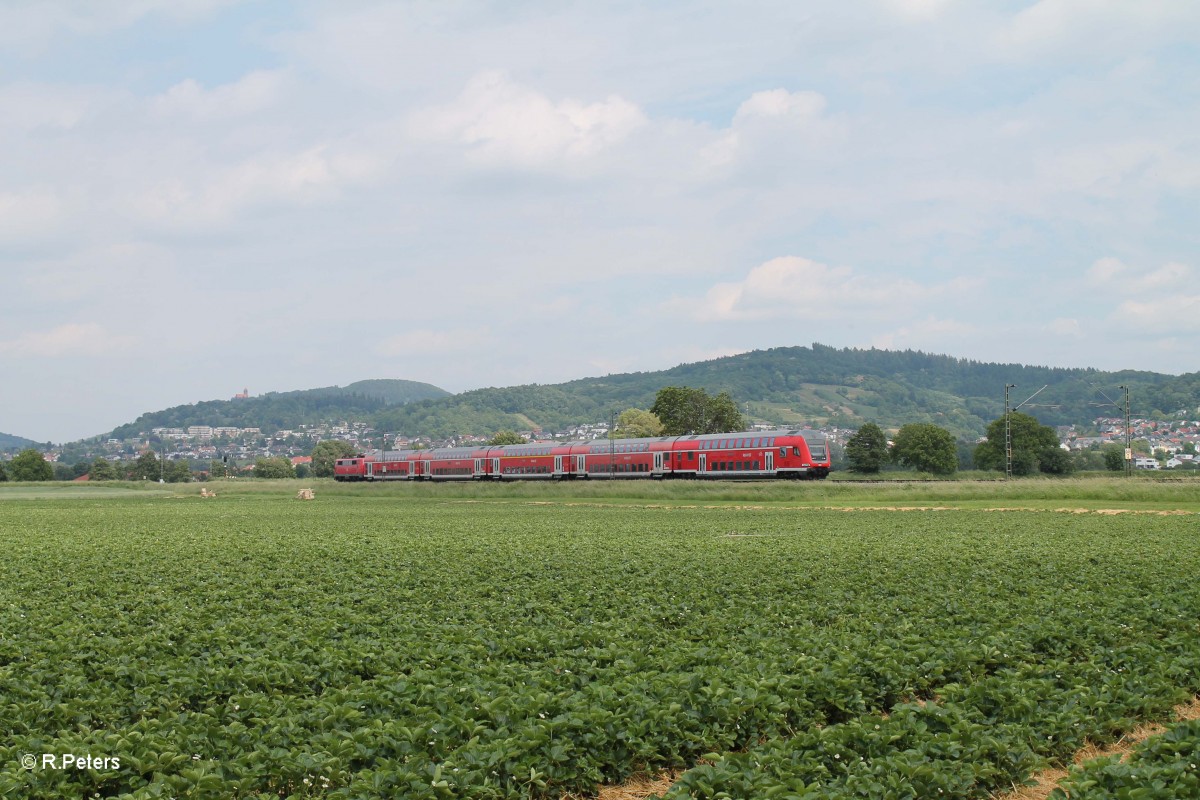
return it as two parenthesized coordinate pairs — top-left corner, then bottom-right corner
(1, 490), (1199, 799)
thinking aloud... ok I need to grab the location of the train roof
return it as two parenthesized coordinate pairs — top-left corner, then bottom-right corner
(688, 428), (827, 441)
(368, 429), (827, 460)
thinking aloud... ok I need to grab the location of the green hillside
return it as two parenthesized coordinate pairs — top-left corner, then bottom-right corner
(0, 432), (39, 451)
(97, 345), (1200, 443)
(107, 379), (449, 440)
(373, 344), (1200, 440)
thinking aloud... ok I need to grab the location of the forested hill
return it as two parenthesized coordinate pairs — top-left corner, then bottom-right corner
(0, 431), (39, 451)
(98, 345), (1200, 442)
(372, 344), (1200, 440)
(107, 380), (449, 440)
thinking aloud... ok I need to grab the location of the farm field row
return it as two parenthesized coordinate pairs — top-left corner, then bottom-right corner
(1, 492), (1198, 798)
(6, 474), (1199, 513)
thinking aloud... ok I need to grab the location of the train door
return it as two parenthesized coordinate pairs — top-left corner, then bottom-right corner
(365, 461), (374, 480)
(492, 457), (500, 478)
(576, 455), (586, 475)
(653, 452), (663, 473)
(554, 456), (563, 476)
(474, 458), (483, 478)
(765, 450), (774, 474)
(698, 453), (706, 475)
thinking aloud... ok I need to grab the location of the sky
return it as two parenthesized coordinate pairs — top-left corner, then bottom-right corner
(2, 1), (1199, 442)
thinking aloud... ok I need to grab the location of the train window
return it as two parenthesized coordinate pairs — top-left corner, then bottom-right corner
(793, 447), (802, 457)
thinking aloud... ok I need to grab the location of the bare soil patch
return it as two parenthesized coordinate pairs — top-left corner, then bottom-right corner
(992, 696), (1200, 800)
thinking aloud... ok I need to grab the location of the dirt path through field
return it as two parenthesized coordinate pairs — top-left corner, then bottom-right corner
(991, 696), (1200, 800)
(568, 697), (1200, 800)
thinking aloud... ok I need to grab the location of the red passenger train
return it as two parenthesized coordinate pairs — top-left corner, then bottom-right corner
(333, 429), (830, 481)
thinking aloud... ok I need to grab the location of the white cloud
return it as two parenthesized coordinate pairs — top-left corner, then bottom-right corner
(676, 256), (973, 322)
(0, 188), (64, 243)
(881, 0), (955, 19)
(409, 71), (646, 169)
(1088, 257), (1125, 284)
(0, 83), (97, 131)
(375, 327), (490, 357)
(0, 323), (137, 358)
(1046, 317), (1082, 337)
(1115, 296), (1200, 329)
(704, 88), (835, 168)
(998, 0), (1200, 59)
(131, 145), (379, 228)
(21, 242), (176, 303)
(1088, 257), (1192, 293)
(871, 317), (976, 351)
(0, 0), (239, 55)
(1089, 258), (1198, 332)
(152, 71), (288, 121)
(733, 89), (827, 124)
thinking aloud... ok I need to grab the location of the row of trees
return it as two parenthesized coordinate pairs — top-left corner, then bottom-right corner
(479, 388), (748, 447)
(845, 412), (1088, 476)
(844, 423), (960, 475)
(0, 448), (343, 483)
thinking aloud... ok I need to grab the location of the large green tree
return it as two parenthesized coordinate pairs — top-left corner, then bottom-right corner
(890, 423), (958, 475)
(650, 387), (746, 435)
(974, 412), (1061, 475)
(8, 449), (54, 481)
(311, 439), (358, 477)
(1102, 444), (1126, 472)
(131, 450), (162, 481)
(486, 430), (527, 446)
(845, 422), (889, 474)
(164, 459), (193, 483)
(90, 457), (117, 481)
(253, 457), (296, 479)
(0, 461), (8, 481)
(613, 409), (665, 439)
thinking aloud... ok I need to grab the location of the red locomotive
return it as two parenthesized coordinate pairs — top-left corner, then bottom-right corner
(334, 429), (830, 481)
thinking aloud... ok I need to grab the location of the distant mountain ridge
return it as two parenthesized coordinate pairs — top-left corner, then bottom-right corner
(371, 344), (1199, 440)
(106, 379), (449, 440)
(0, 431), (39, 451)
(95, 345), (1200, 443)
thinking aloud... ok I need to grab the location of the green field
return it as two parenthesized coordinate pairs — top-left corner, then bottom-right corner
(1, 481), (1199, 799)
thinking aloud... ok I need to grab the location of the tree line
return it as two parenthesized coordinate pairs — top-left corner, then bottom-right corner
(844, 412), (1122, 476)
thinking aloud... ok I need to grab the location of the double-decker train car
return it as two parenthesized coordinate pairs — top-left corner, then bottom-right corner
(334, 428), (830, 481)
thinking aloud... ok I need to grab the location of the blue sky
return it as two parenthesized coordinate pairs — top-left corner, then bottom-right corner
(2, 0), (1198, 442)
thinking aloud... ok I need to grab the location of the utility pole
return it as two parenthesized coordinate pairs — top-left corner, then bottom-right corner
(1004, 384), (1048, 478)
(609, 410), (616, 479)
(1004, 384), (1015, 479)
(1121, 385), (1132, 477)
(1091, 384), (1132, 477)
